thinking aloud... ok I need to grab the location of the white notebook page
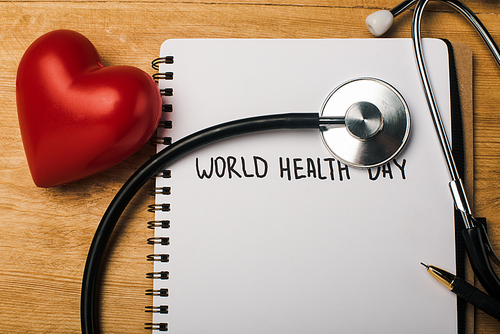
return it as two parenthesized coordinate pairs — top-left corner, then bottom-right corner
(152, 38), (456, 333)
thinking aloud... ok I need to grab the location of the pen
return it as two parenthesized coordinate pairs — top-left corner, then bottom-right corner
(421, 262), (500, 321)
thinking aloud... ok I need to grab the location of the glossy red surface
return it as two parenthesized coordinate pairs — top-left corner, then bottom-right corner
(16, 30), (162, 187)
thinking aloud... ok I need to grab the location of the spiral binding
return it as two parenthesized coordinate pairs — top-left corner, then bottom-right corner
(147, 220), (170, 229)
(152, 56), (174, 70)
(145, 288), (169, 296)
(150, 187), (171, 196)
(147, 254), (170, 262)
(160, 88), (173, 96)
(145, 323), (168, 332)
(147, 203), (170, 213)
(156, 170), (171, 178)
(145, 305), (169, 313)
(146, 271), (169, 279)
(146, 55), (174, 332)
(151, 137), (172, 146)
(152, 72), (173, 83)
(147, 237), (170, 245)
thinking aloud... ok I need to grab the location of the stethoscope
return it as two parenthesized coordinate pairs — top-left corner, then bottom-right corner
(81, 1), (500, 333)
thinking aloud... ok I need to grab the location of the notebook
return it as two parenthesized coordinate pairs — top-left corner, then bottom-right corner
(147, 39), (459, 333)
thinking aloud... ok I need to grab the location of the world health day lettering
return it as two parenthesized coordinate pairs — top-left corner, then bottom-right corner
(195, 156), (407, 181)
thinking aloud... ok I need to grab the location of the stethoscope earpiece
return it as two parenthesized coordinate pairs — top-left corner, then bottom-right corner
(365, 0), (417, 37)
(365, 10), (394, 37)
(320, 77), (410, 168)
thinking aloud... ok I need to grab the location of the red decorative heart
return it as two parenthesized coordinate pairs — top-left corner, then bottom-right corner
(16, 30), (162, 187)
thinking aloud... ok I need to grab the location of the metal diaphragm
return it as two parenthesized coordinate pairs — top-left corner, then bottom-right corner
(320, 77), (410, 168)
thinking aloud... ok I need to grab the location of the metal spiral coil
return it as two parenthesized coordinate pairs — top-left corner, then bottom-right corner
(147, 237), (170, 245)
(146, 271), (169, 279)
(146, 55), (175, 332)
(145, 288), (169, 297)
(151, 56), (174, 70)
(147, 220), (171, 229)
(147, 254), (170, 262)
(145, 305), (169, 314)
(144, 323), (168, 332)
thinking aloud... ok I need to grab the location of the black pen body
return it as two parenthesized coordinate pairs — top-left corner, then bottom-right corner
(452, 276), (500, 320)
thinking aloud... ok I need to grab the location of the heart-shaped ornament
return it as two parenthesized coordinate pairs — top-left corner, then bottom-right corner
(16, 30), (162, 187)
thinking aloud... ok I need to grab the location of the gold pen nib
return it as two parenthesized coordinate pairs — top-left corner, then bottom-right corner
(420, 262), (456, 290)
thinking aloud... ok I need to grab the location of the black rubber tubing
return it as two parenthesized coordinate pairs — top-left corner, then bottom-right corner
(462, 225), (500, 300)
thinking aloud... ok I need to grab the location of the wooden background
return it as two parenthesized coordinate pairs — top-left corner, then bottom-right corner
(1, 0), (500, 333)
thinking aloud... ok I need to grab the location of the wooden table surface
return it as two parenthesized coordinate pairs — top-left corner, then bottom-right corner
(1, 1), (500, 333)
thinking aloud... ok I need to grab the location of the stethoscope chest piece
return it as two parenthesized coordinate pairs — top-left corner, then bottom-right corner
(320, 77), (410, 168)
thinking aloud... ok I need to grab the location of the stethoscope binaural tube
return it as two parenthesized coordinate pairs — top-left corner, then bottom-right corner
(412, 0), (500, 301)
(368, 0), (500, 300)
(412, 0), (473, 226)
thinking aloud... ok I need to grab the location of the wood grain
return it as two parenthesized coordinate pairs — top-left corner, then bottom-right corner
(1, 1), (500, 333)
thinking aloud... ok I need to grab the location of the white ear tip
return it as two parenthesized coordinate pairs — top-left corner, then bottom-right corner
(365, 10), (394, 37)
